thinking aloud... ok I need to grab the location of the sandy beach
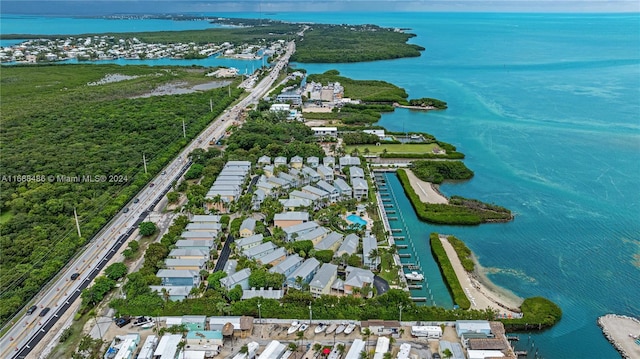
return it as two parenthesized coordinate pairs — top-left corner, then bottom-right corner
(598, 314), (640, 359)
(404, 169), (448, 204)
(438, 235), (523, 315)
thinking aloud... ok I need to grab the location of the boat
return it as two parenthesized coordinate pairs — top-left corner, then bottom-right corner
(405, 271), (425, 281)
(344, 322), (356, 335)
(314, 323), (327, 334)
(140, 322), (155, 329)
(298, 323), (309, 332)
(325, 323), (337, 334)
(287, 321), (300, 334)
(335, 323), (346, 335)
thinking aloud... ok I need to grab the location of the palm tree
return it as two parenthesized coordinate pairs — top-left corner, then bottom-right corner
(240, 344), (249, 354)
(362, 328), (372, 352)
(442, 348), (453, 359)
(296, 331), (305, 353)
(383, 353), (393, 359)
(337, 343), (346, 357)
(288, 342), (299, 358)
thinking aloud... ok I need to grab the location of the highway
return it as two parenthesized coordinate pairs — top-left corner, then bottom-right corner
(1, 40), (296, 359)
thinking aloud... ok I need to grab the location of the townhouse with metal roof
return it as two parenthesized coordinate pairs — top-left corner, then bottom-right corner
(286, 258), (321, 289)
(185, 223), (222, 234)
(297, 226), (329, 245)
(302, 185), (329, 201)
(333, 178), (353, 200)
(323, 156), (335, 168)
(224, 259), (238, 276)
(239, 217), (257, 238)
(263, 164), (275, 177)
(315, 231), (343, 251)
(279, 198), (312, 211)
(289, 190), (319, 204)
(309, 263), (338, 297)
(175, 239), (215, 251)
(315, 180), (339, 202)
(220, 268), (251, 290)
(274, 156), (287, 166)
(339, 155), (361, 169)
(274, 211), (309, 228)
(164, 258), (207, 271)
(243, 241), (277, 260)
(277, 171), (298, 188)
(235, 233), (264, 251)
(343, 266), (375, 296)
(352, 178), (369, 200)
(283, 221), (321, 242)
(256, 247), (287, 266)
(269, 254), (303, 277)
(157, 269), (200, 287)
(289, 168), (309, 186)
(191, 215), (221, 224)
(257, 155), (271, 166)
(267, 176), (290, 190)
(336, 234), (359, 257)
(255, 177), (276, 196)
(349, 166), (365, 180)
(149, 286), (192, 301)
(306, 156), (319, 168)
(290, 155), (303, 169)
(316, 164), (334, 183)
(242, 287), (285, 300)
(225, 160), (252, 170)
(168, 248), (209, 261)
(181, 231), (216, 240)
(252, 188), (266, 211)
(301, 166), (321, 183)
(363, 235), (379, 270)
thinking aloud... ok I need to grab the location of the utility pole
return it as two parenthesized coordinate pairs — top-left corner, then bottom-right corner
(182, 119), (186, 138)
(142, 153), (148, 174)
(308, 303), (312, 325)
(399, 304), (403, 323)
(73, 207), (81, 238)
(210, 98), (213, 112)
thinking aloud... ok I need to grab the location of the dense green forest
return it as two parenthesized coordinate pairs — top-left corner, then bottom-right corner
(410, 160), (475, 184)
(307, 70), (409, 103)
(408, 97), (448, 109)
(0, 64), (243, 325)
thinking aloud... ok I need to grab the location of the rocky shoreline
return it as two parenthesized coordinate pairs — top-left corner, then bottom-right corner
(597, 314), (640, 359)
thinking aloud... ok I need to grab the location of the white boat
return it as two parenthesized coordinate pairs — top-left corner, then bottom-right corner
(287, 321), (300, 334)
(140, 321), (155, 329)
(405, 271), (425, 281)
(344, 322), (356, 335)
(298, 323), (309, 332)
(335, 323), (346, 334)
(325, 323), (337, 334)
(314, 323), (327, 334)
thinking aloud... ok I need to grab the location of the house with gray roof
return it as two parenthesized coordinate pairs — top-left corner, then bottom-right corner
(220, 268), (251, 290)
(323, 156), (335, 168)
(252, 188), (266, 211)
(306, 156), (320, 168)
(256, 247), (287, 266)
(289, 190), (319, 204)
(274, 211), (309, 228)
(336, 234), (359, 257)
(286, 258), (321, 289)
(157, 269), (200, 287)
(181, 231), (216, 240)
(257, 155), (271, 166)
(243, 241), (277, 260)
(277, 172), (298, 188)
(191, 215), (221, 224)
(236, 234), (264, 251)
(316, 165), (334, 183)
(256, 178), (276, 196)
(168, 248), (209, 261)
(185, 223), (222, 234)
(279, 198), (313, 211)
(343, 266), (375, 296)
(269, 254), (303, 277)
(349, 166), (365, 181)
(283, 221), (321, 242)
(242, 288), (285, 300)
(267, 176), (290, 190)
(290, 155), (303, 169)
(263, 164), (275, 177)
(274, 156), (287, 167)
(334, 178), (353, 200)
(225, 160), (252, 170)
(297, 226), (329, 245)
(315, 180), (339, 203)
(339, 155), (361, 169)
(301, 166), (321, 183)
(352, 178), (369, 200)
(363, 235), (379, 270)
(302, 185), (329, 201)
(239, 218), (257, 238)
(315, 231), (343, 251)
(175, 239), (215, 251)
(165, 258), (207, 271)
(309, 263), (338, 297)
(149, 285), (192, 301)
(223, 259), (238, 276)
(289, 168), (309, 186)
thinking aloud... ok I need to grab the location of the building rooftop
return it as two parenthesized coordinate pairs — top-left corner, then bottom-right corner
(240, 218), (257, 232)
(337, 234), (359, 256)
(315, 231), (343, 250)
(309, 263), (338, 289)
(274, 211), (309, 222)
(242, 287), (285, 300)
(236, 234), (264, 248)
(220, 268), (251, 288)
(243, 242), (277, 259)
(257, 247), (287, 265)
(269, 254), (303, 275)
(156, 269), (198, 278)
(288, 258), (321, 281)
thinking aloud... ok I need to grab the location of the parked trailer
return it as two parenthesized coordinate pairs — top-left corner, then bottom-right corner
(411, 325), (443, 338)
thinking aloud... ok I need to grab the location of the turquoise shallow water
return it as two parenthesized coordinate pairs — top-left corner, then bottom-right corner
(2, 12), (639, 358)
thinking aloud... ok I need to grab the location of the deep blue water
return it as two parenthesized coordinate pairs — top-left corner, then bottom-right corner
(2, 12), (639, 358)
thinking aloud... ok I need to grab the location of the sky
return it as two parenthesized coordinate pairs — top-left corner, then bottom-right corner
(1, 0), (639, 15)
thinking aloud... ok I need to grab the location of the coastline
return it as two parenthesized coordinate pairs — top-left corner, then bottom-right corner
(438, 235), (523, 315)
(598, 314), (640, 359)
(404, 169), (448, 204)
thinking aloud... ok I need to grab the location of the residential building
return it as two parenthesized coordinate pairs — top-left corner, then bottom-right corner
(289, 168), (308, 186)
(363, 129), (386, 139)
(269, 254), (303, 277)
(168, 248), (209, 261)
(220, 268), (251, 290)
(290, 155), (303, 169)
(306, 156), (319, 168)
(455, 320), (492, 337)
(267, 176), (290, 191)
(182, 315), (207, 331)
(343, 266), (374, 296)
(239, 218), (257, 238)
(137, 335), (158, 359)
(349, 166), (365, 181)
(175, 239), (214, 251)
(315, 180), (339, 202)
(316, 165), (334, 183)
(309, 263), (338, 297)
(252, 188), (266, 211)
(263, 165), (275, 177)
(283, 221), (320, 241)
(315, 231), (343, 251)
(363, 235), (379, 270)
(113, 333), (140, 359)
(373, 336), (390, 359)
(336, 234), (359, 257)
(157, 269), (200, 287)
(242, 287), (285, 300)
(257, 155), (271, 166)
(344, 339), (366, 359)
(185, 223), (222, 234)
(185, 330), (223, 346)
(302, 185), (329, 201)
(181, 231), (216, 241)
(274, 156), (287, 167)
(360, 320), (401, 337)
(279, 198), (312, 211)
(256, 178), (276, 196)
(274, 211), (309, 228)
(191, 215), (221, 224)
(164, 258), (207, 271)
(270, 103), (291, 112)
(277, 172), (298, 188)
(149, 286), (192, 301)
(301, 166), (321, 183)
(154, 334), (182, 359)
(311, 127), (338, 137)
(258, 340), (286, 359)
(276, 92), (303, 105)
(209, 316), (254, 338)
(224, 259), (238, 277)
(243, 242), (277, 260)
(286, 258), (321, 289)
(339, 155), (361, 169)
(333, 178), (353, 200)
(257, 247), (287, 266)
(323, 156), (335, 168)
(297, 227), (329, 245)
(236, 234), (264, 251)
(352, 178), (368, 200)
(289, 190), (319, 204)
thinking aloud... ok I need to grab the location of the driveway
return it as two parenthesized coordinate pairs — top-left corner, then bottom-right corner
(373, 275), (390, 295)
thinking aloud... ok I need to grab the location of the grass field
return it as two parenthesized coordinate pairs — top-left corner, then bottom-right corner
(346, 143), (439, 154)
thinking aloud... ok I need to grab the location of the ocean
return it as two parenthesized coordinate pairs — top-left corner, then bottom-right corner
(2, 12), (639, 358)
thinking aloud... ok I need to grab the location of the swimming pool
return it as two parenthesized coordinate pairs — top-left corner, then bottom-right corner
(346, 214), (367, 227)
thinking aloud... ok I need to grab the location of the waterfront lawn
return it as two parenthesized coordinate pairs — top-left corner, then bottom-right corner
(346, 143), (440, 154)
(378, 250), (401, 287)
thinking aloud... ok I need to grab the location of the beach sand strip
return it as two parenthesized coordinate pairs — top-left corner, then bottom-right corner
(404, 169), (448, 204)
(598, 314), (640, 359)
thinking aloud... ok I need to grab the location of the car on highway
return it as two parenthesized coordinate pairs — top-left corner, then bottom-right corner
(123, 207), (129, 213)
(39, 307), (50, 317)
(161, 171), (166, 175)
(70, 273), (80, 280)
(27, 305), (37, 315)
(133, 198), (139, 203)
